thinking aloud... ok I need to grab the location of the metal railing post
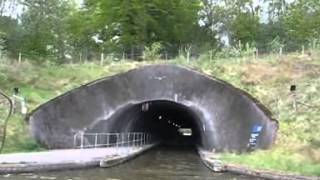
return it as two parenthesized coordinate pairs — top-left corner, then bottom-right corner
(140, 133), (143, 147)
(127, 133), (130, 147)
(73, 132), (152, 150)
(80, 132), (84, 149)
(116, 134), (119, 148)
(73, 134), (77, 148)
(142, 133), (144, 146)
(122, 133), (125, 147)
(146, 134), (148, 144)
(94, 133), (98, 148)
(133, 133), (135, 147)
(107, 133), (109, 147)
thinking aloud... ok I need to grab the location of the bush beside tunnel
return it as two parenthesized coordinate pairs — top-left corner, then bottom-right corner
(27, 65), (278, 152)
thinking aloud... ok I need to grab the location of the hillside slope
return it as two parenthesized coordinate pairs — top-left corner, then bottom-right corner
(0, 52), (319, 176)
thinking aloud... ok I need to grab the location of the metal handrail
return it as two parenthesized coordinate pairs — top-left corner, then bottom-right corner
(73, 132), (153, 149)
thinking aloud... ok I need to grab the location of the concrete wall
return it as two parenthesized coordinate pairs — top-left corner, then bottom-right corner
(27, 65), (278, 151)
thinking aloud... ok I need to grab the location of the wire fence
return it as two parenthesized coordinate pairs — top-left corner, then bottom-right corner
(73, 132), (155, 149)
(1, 46), (319, 65)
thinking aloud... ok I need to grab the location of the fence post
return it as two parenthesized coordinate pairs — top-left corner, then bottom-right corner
(131, 48), (134, 60)
(18, 53), (22, 64)
(80, 132), (84, 149)
(255, 48), (259, 59)
(94, 133), (98, 148)
(187, 51), (190, 63)
(140, 133), (143, 147)
(143, 133), (146, 146)
(73, 134), (77, 148)
(146, 134), (149, 144)
(290, 85), (297, 112)
(107, 133), (109, 147)
(128, 133), (130, 147)
(122, 52), (125, 61)
(121, 133), (124, 147)
(116, 134), (119, 148)
(100, 52), (104, 66)
(293, 94), (297, 112)
(133, 133), (136, 147)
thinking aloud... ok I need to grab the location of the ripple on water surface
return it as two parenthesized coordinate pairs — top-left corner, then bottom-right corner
(0, 147), (262, 180)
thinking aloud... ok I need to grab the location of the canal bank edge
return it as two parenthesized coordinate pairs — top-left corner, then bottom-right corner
(99, 144), (157, 168)
(0, 144), (156, 175)
(198, 150), (319, 180)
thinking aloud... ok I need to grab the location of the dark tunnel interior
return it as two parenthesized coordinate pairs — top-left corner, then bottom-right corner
(89, 100), (203, 148)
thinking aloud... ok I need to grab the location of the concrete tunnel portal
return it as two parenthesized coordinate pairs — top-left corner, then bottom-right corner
(27, 65), (278, 152)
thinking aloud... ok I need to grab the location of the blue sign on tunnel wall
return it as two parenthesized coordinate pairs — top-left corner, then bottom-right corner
(252, 125), (263, 133)
(248, 125), (263, 150)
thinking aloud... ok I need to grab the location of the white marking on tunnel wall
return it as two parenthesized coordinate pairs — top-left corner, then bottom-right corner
(153, 76), (166, 80)
(87, 109), (115, 130)
(174, 94), (178, 102)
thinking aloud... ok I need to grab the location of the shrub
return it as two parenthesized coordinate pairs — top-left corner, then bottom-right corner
(268, 36), (284, 53)
(142, 42), (162, 61)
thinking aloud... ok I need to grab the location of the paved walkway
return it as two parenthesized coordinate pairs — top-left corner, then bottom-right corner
(0, 147), (142, 165)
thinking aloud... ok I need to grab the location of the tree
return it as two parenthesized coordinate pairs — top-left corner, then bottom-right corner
(199, 0), (223, 49)
(20, 0), (76, 62)
(283, 0), (320, 50)
(0, 31), (5, 58)
(0, 16), (22, 57)
(83, 0), (203, 55)
(265, 0), (290, 22)
(67, 9), (99, 61)
(230, 11), (260, 46)
(204, 0), (260, 47)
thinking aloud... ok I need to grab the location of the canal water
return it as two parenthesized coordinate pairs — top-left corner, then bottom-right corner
(0, 147), (261, 180)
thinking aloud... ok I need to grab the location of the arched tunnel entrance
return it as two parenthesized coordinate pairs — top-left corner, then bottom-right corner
(28, 65), (278, 153)
(89, 100), (203, 148)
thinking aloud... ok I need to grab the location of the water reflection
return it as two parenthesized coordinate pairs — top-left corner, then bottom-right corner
(0, 147), (261, 180)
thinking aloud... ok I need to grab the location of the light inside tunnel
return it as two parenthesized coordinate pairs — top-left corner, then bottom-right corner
(178, 128), (193, 136)
(90, 100), (203, 148)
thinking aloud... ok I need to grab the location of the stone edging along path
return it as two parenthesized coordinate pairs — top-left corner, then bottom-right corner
(2, 145), (318, 179)
(199, 150), (319, 180)
(0, 145), (156, 174)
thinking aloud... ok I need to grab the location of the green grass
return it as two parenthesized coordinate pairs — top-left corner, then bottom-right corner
(0, 52), (319, 176)
(221, 147), (320, 176)
(2, 114), (44, 153)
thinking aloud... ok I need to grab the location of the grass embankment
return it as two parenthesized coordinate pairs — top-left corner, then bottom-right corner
(0, 52), (319, 176)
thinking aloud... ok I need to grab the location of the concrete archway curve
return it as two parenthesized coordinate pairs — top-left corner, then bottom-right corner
(27, 65), (278, 152)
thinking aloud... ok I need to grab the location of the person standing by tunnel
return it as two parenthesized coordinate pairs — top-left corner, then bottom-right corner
(12, 87), (27, 115)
